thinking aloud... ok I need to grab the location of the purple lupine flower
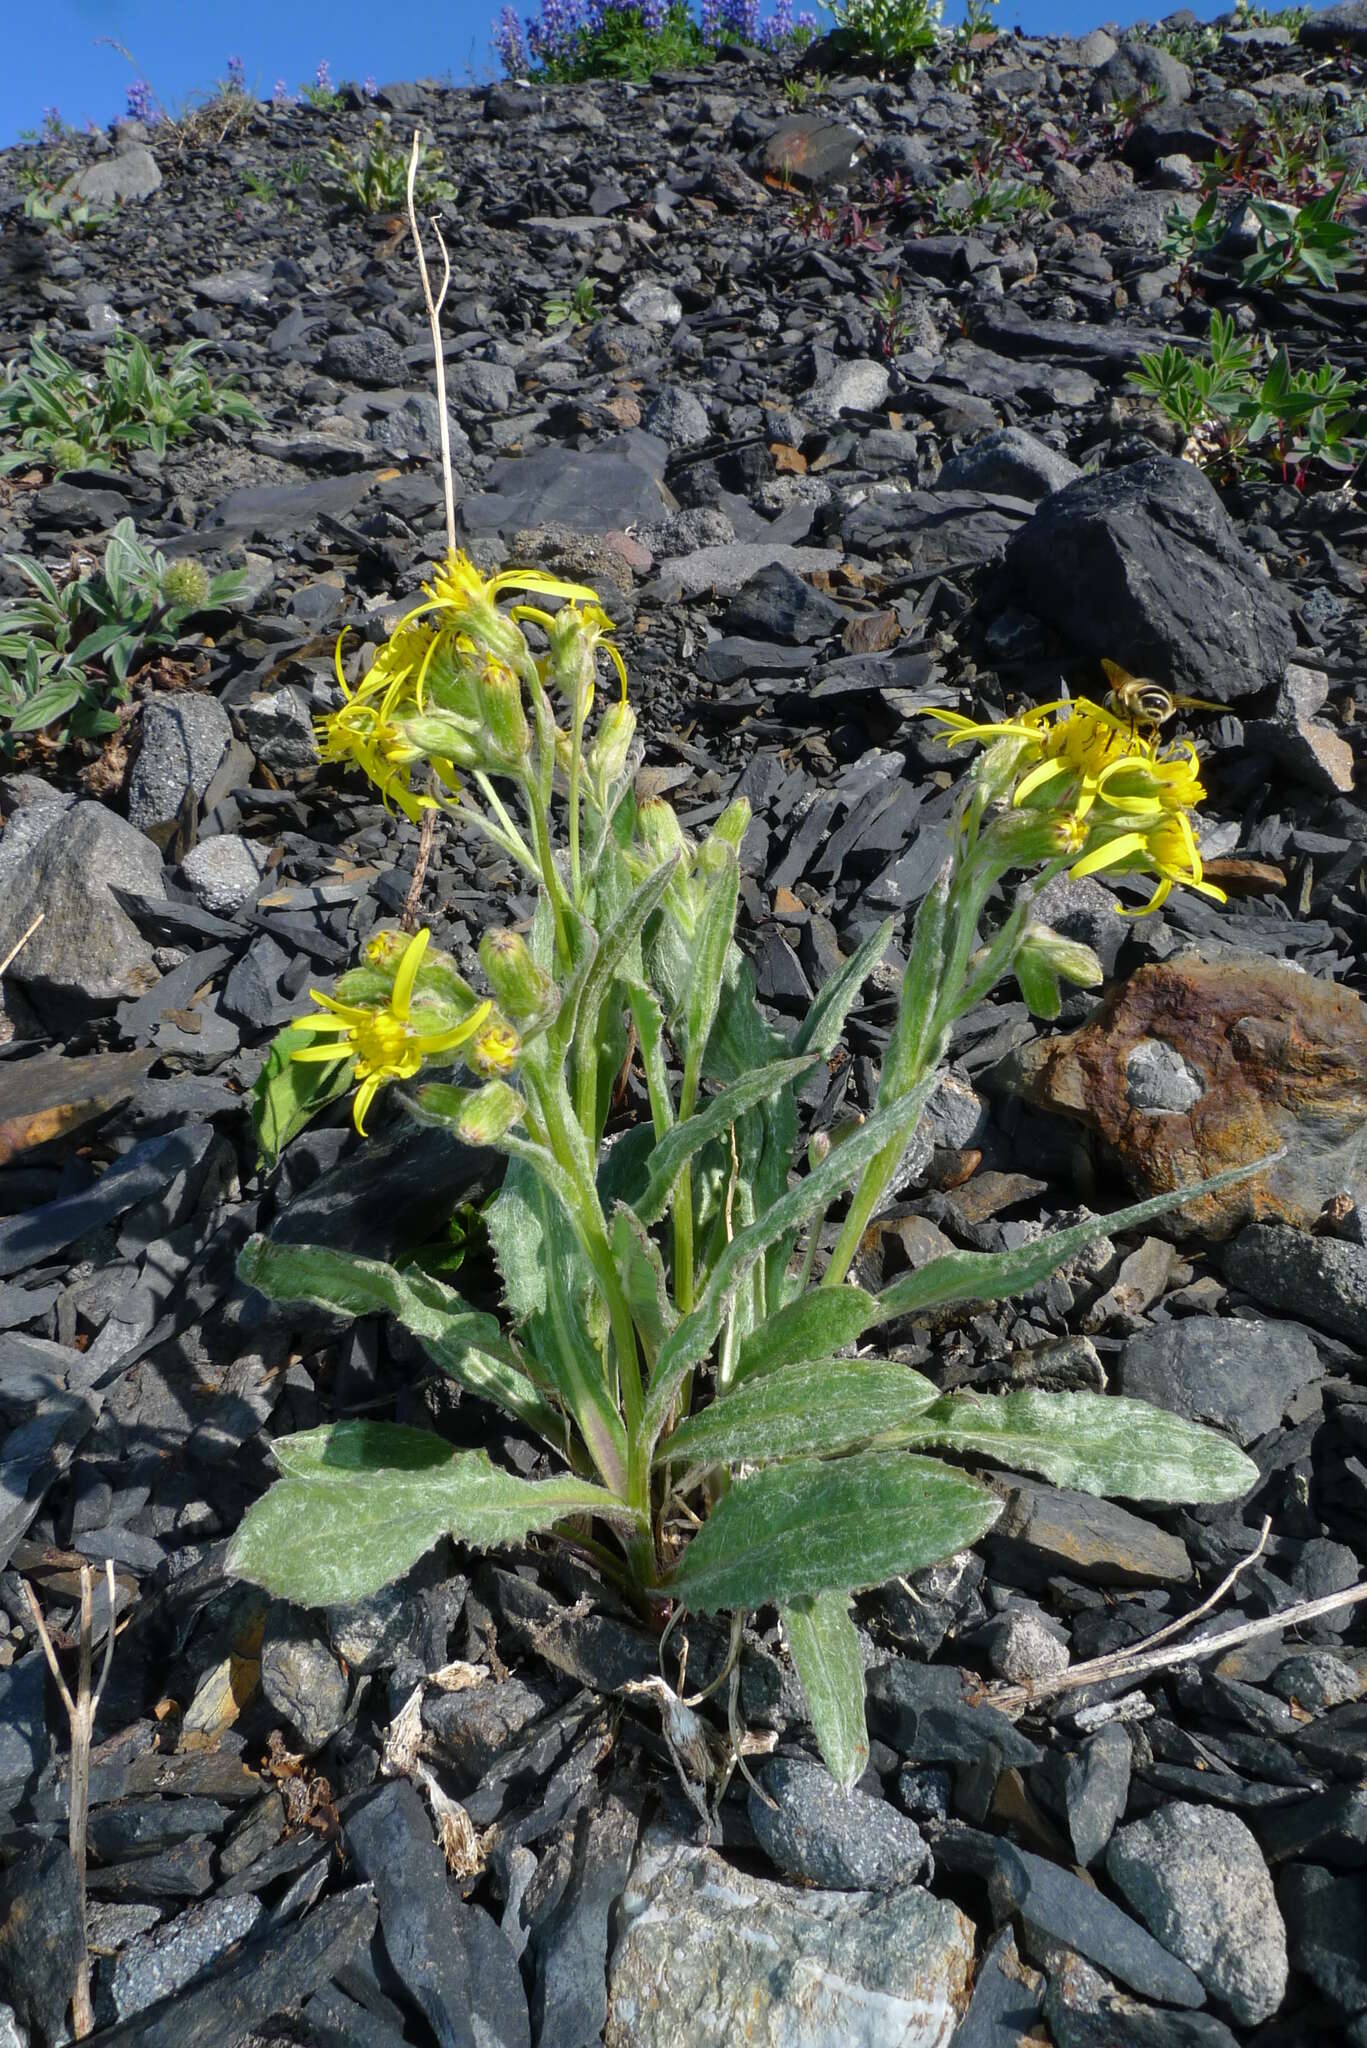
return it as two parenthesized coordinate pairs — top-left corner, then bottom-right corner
(125, 78), (157, 124)
(726, 0), (761, 42)
(796, 9), (817, 29)
(273, 77), (293, 103)
(41, 106), (64, 142)
(639, 0), (667, 32)
(760, 0), (793, 48)
(226, 53), (245, 92)
(700, 0), (723, 45)
(314, 59), (332, 91)
(363, 75), (378, 97)
(493, 5), (532, 73)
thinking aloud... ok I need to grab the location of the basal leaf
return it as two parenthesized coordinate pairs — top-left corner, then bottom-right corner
(656, 1358), (939, 1470)
(899, 1390), (1258, 1503)
(251, 1023), (353, 1170)
(238, 1236), (557, 1438)
(226, 1432), (631, 1605)
(667, 1451), (1002, 1613)
(782, 1592), (868, 1790)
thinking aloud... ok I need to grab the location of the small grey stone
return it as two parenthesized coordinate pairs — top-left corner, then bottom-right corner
(128, 694), (234, 840)
(983, 1608), (1070, 1687)
(64, 143), (161, 207)
(1222, 1224), (1367, 1347)
(449, 359), (518, 412)
(1270, 1651), (1364, 1713)
(1065, 1721), (1133, 1867)
(240, 688), (319, 772)
(605, 1821), (973, 2048)
(0, 801), (163, 1016)
(620, 282), (682, 326)
(110, 1896), (263, 2021)
(1117, 1317), (1321, 1446)
(367, 392), (473, 462)
(260, 1607), (350, 1749)
(807, 358), (890, 424)
(0, 2004), (22, 2048)
(178, 835), (267, 916)
(643, 385), (711, 450)
(1107, 1801), (1288, 2024)
(1125, 1038), (1205, 1114)
(939, 426), (1082, 501)
(748, 1758), (930, 1892)
(319, 331), (410, 388)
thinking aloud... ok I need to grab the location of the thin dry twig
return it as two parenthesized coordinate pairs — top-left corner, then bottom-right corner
(25, 1560), (119, 2038)
(0, 909), (44, 979)
(983, 1518), (1367, 1718)
(406, 127), (456, 557)
(401, 804), (438, 933)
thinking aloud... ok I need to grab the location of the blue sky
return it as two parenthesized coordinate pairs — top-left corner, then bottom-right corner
(2, 0), (1294, 148)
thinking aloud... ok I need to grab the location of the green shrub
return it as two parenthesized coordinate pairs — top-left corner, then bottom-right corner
(319, 118), (454, 215)
(0, 335), (259, 476)
(0, 519), (243, 744)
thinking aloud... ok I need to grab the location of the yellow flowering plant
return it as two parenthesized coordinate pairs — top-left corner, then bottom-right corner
(227, 132), (1269, 1789)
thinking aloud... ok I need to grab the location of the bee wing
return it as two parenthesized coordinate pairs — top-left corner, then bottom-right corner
(1100, 658), (1133, 688)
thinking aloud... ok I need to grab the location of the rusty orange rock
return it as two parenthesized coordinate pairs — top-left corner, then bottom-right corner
(1001, 953), (1367, 1239)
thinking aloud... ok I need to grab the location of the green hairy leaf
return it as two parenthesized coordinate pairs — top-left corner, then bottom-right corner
(900, 1391), (1257, 1503)
(792, 917), (892, 1062)
(657, 1358), (939, 1470)
(226, 1423), (630, 1604)
(632, 1057), (815, 1228)
(237, 1236), (559, 1440)
(735, 1284), (878, 1382)
(251, 1023), (353, 1169)
(668, 1452), (1002, 1613)
(782, 1592), (869, 1790)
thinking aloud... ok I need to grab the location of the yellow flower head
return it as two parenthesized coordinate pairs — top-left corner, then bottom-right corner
(291, 928), (494, 1135)
(469, 1018), (521, 1078)
(401, 549), (602, 668)
(319, 629), (464, 820)
(1070, 809), (1228, 917)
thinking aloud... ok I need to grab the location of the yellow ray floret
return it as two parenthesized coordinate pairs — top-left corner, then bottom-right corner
(290, 928), (495, 1134)
(1070, 810), (1228, 917)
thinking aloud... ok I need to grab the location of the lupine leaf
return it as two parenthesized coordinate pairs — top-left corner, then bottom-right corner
(782, 1592), (869, 1790)
(667, 1452), (1002, 1613)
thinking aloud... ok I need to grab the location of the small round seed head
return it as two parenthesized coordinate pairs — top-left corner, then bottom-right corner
(160, 559), (211, 612)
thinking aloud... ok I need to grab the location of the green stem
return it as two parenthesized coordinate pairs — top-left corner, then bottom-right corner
(568, 684), (586, 908)
(673, 1170), (695, 1317)
(473, 771), (537, 872)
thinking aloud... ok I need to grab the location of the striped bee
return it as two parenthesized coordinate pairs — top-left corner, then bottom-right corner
(1101, 660), (1220, 737)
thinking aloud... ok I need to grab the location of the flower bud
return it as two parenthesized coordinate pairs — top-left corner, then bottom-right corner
(479, 929), (558, 1030)
(419, 1079), (526, 1146)
(636, 797), (688, 869)
(546, 608), (595, 719)
(476, 658), (530, 764)
(160, 559), (211, 612)
(47, 437), (87, 475)
(589, 700), (636, 786)
(1019, 922), (1104, 990)
(710, 797), (752, 852)
(398, 711), (485, 771)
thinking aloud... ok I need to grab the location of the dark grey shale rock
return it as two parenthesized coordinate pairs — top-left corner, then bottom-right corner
(127, 694), (234, 842)
(938, 426), (1083, 501)
(105, 1895), (263, 2024)
(528, 1786), (642, 2048)
(1302, 0), (1367, 50)
(0, 1842), (82, 2042)
(88, 1887), (378, 2048)
(0, 801), (162, 1017)
(604, 1820), (975, 2048)
(1065, 1720), (1134, 1867)
(1107, 1803), (1288, 2025)
(988, 1482), (1192, 1589)
(0, 1125), (213, 1277)
(320, 331), (411, 388)
(1093, 39), (1193, 106)
(747, 1757), (930, 1891)
(1279, 1864), (1367, 2023)
(346, 1779), (530, 2048)
(722, 561), (848, 645)
(1221, 1225), (1367, 1347)
(1117, 1318), (1322, 1446)
(458, 431), (669, 538)
(239, 686), (319, 772)
(951, 1927), (1044, 2048)
(259, 1606), (350, 1749)
(1043, 1957), (1242, 2048)
(1003, 457), (1295, 703)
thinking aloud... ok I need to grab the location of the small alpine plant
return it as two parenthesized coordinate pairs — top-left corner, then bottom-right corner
(228, 129), (1266, 1786)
